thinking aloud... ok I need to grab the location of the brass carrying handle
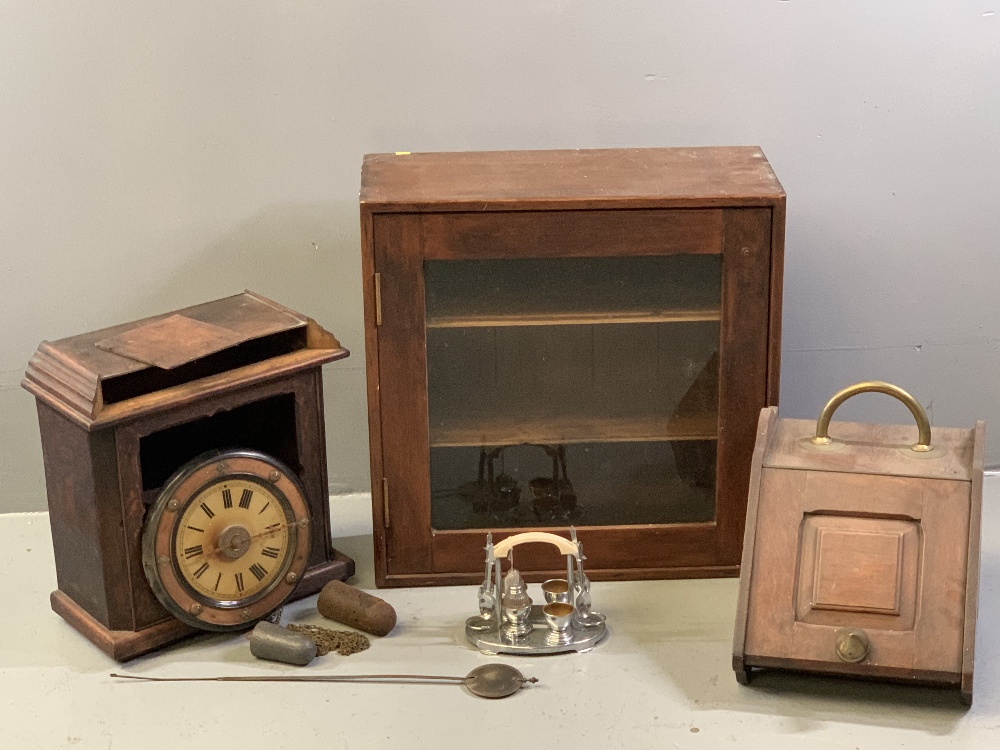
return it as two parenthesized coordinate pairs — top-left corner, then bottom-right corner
(810, 381), (933, 452)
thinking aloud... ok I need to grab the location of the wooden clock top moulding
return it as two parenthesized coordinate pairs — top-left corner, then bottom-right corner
(23, 290), (349, 430)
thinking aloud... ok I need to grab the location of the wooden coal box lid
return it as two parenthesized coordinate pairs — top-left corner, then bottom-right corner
(733, 382), (985, 705)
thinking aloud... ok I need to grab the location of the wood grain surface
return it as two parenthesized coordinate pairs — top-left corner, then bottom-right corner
(362, 147), (784, 586)
(361, 147), (784, 210)
(736, 406), (984, 701)
(25, 293), (355, 658)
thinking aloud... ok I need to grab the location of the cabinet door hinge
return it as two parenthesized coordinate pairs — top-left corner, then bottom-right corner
(374, 272), (383, 326)
(381, 477), (390, 528)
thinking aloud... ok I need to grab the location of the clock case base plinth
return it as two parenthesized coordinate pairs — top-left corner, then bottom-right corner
(51, 554), (354, 661)
(24, 292), (356, 661)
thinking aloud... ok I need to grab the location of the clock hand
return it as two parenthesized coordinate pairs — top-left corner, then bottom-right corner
(212, 518), (309, 557)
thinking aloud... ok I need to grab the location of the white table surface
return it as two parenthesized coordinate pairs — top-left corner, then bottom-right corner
(2, 477), (999, 749)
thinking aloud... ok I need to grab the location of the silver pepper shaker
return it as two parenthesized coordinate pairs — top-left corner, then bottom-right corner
(501, 567), (533, 638)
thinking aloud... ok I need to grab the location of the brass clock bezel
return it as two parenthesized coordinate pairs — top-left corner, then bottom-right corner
(142, 449), (311, 631)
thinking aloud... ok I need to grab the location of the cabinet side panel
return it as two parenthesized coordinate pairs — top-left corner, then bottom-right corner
(373, 213), (434, 574)
(733, 406), (778, 674)
(963, 421), (986, 703)
(294, 369), (334, 565)
(36, 403), (128, 628)
(360, 207), (387, 581)
(716, 208), (772, 565)
(767, 199), (785, 406)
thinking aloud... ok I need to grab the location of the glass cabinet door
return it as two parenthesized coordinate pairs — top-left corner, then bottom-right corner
(424, 254), (721, 531)
(370, 204), (774, 583)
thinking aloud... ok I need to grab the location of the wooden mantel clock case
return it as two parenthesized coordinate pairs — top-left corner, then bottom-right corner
(23, 292), (354, 660)
(361, 147), (785, 586)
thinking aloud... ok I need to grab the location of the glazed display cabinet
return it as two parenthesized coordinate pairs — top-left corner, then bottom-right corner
(360, 147), (784, 586)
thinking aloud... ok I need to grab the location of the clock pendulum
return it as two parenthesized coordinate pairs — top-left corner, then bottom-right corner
(112, 664), (538, 700)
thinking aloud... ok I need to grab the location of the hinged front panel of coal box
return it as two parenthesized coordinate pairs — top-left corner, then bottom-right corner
(733, 384), (985, 705)
(22, 291), (354, 660)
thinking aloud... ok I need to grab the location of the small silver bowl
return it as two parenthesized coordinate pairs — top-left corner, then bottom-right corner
(541, 578), (571, 604)
(543, 602), (575, 645)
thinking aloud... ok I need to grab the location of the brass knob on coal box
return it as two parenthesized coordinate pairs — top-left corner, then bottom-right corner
(834, 627), (870, 663)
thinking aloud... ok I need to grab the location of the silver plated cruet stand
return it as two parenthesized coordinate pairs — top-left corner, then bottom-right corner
(465, 530), (607, 655)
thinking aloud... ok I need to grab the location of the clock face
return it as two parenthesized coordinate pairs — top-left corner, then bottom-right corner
(174, 477), (292, 603)
(142, 450), (311, 631)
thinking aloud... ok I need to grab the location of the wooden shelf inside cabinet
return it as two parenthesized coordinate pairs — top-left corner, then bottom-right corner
(425, 308), (721, 329)
(430, 412), (718, 448)
(361, 146), (785, 587)
(424, 253), (722, 330)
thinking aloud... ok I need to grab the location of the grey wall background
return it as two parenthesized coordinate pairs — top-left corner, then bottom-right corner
(2, 2), (998, 513)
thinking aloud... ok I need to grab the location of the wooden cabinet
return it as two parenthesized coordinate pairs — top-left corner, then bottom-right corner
(360, 147), (785, 587)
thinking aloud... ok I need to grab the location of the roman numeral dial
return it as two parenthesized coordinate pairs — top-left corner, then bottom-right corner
(173, 477), (294, 602)
(144, 450), (312, 633)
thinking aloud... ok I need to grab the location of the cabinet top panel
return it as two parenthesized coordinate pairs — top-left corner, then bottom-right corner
(361, 147), (784, 211)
